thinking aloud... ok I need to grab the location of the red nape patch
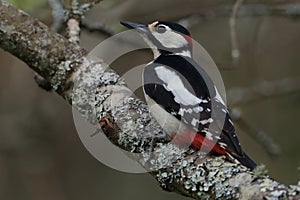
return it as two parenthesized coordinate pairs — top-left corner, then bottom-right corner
(184, 34), (193, 48)
(171, 129), (227, 155)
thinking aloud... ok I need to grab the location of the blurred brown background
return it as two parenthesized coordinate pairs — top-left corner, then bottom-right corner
(1, 0), (300, 199)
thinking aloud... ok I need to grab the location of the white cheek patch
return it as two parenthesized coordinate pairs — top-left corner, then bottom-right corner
(152, 29), (188, 49)
(142, 36), (161, 58)
(154, 66), (202, 106)
(174, 50), (192, 57)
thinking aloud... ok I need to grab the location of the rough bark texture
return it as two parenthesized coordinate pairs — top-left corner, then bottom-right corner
(0, 1), (299, 199)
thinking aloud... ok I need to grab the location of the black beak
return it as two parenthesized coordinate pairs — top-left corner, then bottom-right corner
(120, 21), (147, 32)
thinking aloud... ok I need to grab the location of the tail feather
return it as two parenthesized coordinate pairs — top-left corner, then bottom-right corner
(232, 152), (257, 170)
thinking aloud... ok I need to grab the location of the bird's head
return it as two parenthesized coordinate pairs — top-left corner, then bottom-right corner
(121, 21), (193, 58)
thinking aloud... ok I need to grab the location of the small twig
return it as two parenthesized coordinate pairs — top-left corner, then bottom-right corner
(229, 0), (244, 64)
(64, 0), (102, 20)
(81, 19), (116, 37)
(48, 0), (65, 32)
(64, 0), (103, 43)
(66, 18), (80, 44)
(34, 73), (52, 91)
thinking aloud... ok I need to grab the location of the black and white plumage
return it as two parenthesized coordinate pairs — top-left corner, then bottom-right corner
(121, 21), (257, 170)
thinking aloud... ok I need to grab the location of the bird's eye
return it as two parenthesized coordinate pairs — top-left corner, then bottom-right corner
(156, 25), (166, 34)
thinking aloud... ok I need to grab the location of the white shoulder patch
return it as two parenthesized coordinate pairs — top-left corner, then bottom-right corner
(154, 66), (202, 106)
(174, 50), (192, 57)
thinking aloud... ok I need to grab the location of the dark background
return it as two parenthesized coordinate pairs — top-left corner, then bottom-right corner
(0, 0), (299, 199)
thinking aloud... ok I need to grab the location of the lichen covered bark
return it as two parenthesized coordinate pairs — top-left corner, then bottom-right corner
(0, 0), (86, 96)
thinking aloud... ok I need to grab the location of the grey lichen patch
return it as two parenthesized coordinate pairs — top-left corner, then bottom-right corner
(0, 0), (11, 7)
(112, 96), (161, 153)
(241, 185), (262, 200)
(228, 173), (252, 188)
(95, 86), (118, 119)
(51, 60), (73, 91)
(71, 57), (106, 87)
(68, 57), (143, 149)
(112, 94), (157, 134)
(156, 170), (174, 190)
(289, 184), (300, 198)
(229, 173), (263, 199)
(192, 157), (243, 199)
(0, 24), (14, 34)
(65, 0), (99, 20)
(101, 71), (122, 86)
(150, 143), (186, 171)
(259, 178), (291, 199)
(70, 57), (114, 124)
(269, 190), (287, 199)
(155, 154), (250, 199)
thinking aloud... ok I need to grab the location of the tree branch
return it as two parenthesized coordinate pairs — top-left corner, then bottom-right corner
(0, 1), (299, 199)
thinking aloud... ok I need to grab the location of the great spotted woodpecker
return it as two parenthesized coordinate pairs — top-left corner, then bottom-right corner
(121, 21), (257, 170)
